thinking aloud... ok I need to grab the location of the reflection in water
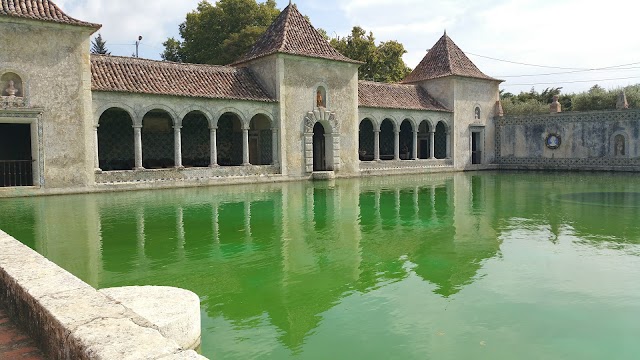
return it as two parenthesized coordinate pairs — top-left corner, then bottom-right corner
(2, 172), (640, 359)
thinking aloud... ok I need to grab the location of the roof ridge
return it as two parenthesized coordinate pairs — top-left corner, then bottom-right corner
(277, 3), (294, 52)
(91, 54), (238, 71)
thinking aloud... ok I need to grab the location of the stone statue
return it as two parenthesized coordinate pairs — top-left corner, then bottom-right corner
(616, 91), (629, 110)
(316, 90), (324, 108)
(549, 95), (561, 113)
(5, 80), (18, 97)
(615, 135), (625, 156)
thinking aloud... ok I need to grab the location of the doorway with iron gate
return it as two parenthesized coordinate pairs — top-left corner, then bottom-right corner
(0, 123), (33, 187)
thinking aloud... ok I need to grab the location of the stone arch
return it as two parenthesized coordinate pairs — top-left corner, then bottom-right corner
(138, 105), (178, 126)
(359, 118), (375, 161)
(217, 111), (244, 166)
(417, 120), (433, 159)
(399, 119), (414, 160)
(611, 131), (629, 157)
(213, 107), (246, 128)
(303, 109), (340, 173)
(95, 103), (137, 126)
(434, 120), (449, 159)
(97, 107), (135, 171)
(141, 108), (175, 168)
(182, 110), (210, 167)
(177, 106), (214, 128)
(379, 118), (396, 160)
(249, 113), (273, 165)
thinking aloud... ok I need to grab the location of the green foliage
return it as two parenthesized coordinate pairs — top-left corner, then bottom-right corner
(91, 33), (110, 55)
(501, 98), (548, 115)
(162, 0), (280, 65)
(330, 27), (411, 83)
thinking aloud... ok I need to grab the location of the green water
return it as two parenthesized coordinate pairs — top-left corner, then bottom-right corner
(1, 172), (640, 359)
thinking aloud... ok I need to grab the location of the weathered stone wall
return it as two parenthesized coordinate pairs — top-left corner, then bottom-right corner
(0, 17), (95, 188)
(496, 109), (640, 170)
(279, 55), (360, 177)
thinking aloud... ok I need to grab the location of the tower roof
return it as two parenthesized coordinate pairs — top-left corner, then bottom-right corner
(0, 0), (100, 30)
(232, 3), (360, 66)
(403, 33), (497, 83)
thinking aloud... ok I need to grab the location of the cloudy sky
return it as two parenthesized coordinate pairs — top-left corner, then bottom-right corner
(56, 0), (640, 94)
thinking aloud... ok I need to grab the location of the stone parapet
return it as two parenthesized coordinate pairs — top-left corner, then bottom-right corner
(96, 165), (279, 184)
(0, 229), (208, 360)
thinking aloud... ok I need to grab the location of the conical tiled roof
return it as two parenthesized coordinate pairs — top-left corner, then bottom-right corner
(232, 3), (360, 65)
(403, 33), (497, 83)
(0, 0), (100, 29)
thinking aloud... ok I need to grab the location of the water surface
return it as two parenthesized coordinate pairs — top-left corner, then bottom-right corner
(1, 172), (639, 359)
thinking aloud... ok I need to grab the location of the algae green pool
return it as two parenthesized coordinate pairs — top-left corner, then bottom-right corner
(1, 171), (640, 359)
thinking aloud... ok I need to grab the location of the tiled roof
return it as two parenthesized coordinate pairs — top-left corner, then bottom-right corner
(403, 33), (497, 83)
(358, 81), (451, 112)
(0, 0), (100, 29)
(232, 3), (360, 65)
(91, 55), (276, 103)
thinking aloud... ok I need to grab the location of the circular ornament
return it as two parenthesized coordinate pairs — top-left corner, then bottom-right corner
(545, 133), (561, 149)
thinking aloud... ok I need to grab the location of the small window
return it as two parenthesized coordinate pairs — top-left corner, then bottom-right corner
(474, 107), (481, 120)
(316, 87), (327, 108)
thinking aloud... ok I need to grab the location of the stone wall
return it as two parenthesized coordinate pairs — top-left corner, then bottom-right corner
(0, 17), (96, 188)
(496, 109), (640, 170)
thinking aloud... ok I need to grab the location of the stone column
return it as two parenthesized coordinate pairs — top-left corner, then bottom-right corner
(412, 130), (418, 160)
(373, 130), (380, 161)
(209, 127), (218, 167)
(271, 128), (279, 166)
(394, 130), (400, 161)
(94, 125), (101, 171)
(429, 130), (436, 159)
(173, 125), (183, 168)
(133, 125), (143, 170)
(242, 127), (250, 165)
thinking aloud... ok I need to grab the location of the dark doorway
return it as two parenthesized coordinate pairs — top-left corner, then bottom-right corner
(313, 122), (327, 171)
(471, 131), (482, 164)
(0, 123), (33, 187)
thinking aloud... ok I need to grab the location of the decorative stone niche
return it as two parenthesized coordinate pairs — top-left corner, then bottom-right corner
(1, 72), (26, 108)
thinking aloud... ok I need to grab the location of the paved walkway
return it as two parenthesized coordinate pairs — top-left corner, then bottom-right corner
(0, 305), (46, 360)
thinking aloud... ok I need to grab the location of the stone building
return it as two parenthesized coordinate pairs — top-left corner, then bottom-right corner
(0, 0), (501, 196)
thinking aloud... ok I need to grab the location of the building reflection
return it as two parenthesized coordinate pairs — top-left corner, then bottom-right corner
(4, 172), (640, 352)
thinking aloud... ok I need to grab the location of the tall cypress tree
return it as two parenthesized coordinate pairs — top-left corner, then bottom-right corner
(91, 33), (111, 55)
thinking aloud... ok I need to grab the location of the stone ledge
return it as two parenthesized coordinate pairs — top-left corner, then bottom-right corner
(0, 229), (208, 360)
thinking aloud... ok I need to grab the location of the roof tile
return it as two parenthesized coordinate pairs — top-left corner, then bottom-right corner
(403, 33), (497, 83)
(0, 0), (100, 29)
(233, 4), (360, 65)
(91, 55), (275, 103)
(358, 81), (450, 112)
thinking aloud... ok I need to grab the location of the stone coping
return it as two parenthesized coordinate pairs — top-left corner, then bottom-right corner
(0, 229), (208, 360)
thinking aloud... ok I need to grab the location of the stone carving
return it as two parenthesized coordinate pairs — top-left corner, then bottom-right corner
(614, 134), (625, 156)
(617, 91), (629, 110)
(474, 107), (481, 119)
(316, 90), (324, 108)
(5, 80), (18, 97)
(549, 95), (561, 113)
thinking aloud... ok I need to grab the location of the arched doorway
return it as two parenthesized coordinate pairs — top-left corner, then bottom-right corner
(98, 108), (134, 170)
(313, 122), (327, 171)
(359, 119), (374, 161)
(182, 111), (209, 167)
(418, 121), (431, 159)
(400, 120), (413, 160)
(249, 114), (272, 165)
(142, 110), (174, 168)
(216, 113), (243, 166)
(380, 119), (395, 161)
(434, 121), (448, 159)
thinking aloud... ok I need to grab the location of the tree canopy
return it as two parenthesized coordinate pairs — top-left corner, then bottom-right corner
(162, 0), (279, 65)
(330, 27), (411, 83)
(91, 33), (110, 55)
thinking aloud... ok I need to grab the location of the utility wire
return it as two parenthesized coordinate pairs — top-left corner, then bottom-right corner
(465, 52), (588, 70)
(506, 75), (640, 86)
(497, 66), (640, 78)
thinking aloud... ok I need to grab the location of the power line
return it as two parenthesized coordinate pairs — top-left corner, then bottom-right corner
(497, 66), (640, 78)
(506, 75), (640, 86)
(465, 52), (587, 70)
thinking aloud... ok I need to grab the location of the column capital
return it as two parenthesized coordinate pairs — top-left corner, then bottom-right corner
(132, 124), (143, 129)
(173, 125), (182, 130)
(209, 126), (218, 131)
(373, 129), (381, 133)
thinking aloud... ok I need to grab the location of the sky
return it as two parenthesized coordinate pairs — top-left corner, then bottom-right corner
(55, 0), (640, 94)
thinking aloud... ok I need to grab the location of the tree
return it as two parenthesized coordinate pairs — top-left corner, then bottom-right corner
(330, 27), (411, 83)
(91, 33), (110, 55)
(162, 0), (280, 65)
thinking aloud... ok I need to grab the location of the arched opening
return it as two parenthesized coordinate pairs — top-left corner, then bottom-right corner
(359, 119), (374, 161)
(313, 122), (327, 171)
(418, 121), (431, 159)
(1, 72), (23, 97)
(613, 134), (627, 157)
(182, 111), (210, 167)
(316, 86), (327, 108)
(217, 112), (243, 166)
(399, 120), (413, 160)
(434, 121), (448, 159)
(379, 119), (395, 161)
(249, 114), (272, 165)
(142, 110), (174, 168)
(98, 108), (134, 171)
(474, 107), (481, 120)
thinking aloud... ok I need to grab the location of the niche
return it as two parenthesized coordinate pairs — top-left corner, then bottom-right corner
(315, 86), (327, 109)
(474, 106), (481, 120)
(1, 72), (23, 98)
(613, 133), (627, 157)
